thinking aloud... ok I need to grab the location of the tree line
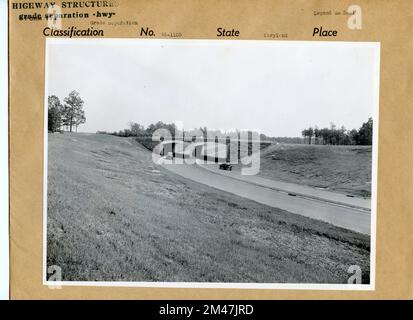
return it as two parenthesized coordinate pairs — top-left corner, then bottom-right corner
(110, 122), (260, 140)
(301, 118), (373, 145)
(108, 121), (177, 138)
(108, 117), (372, 146)
(48, 90), (86, 132)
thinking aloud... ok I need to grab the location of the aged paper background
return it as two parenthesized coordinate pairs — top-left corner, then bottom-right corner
(9, 0), (413, 299)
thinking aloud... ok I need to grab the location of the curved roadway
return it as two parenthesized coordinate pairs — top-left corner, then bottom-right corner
(161, 159), (371, 235)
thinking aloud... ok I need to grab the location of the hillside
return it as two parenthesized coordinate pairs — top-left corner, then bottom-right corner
(47, 133), (370, 283)
(252, 144), (372, 198)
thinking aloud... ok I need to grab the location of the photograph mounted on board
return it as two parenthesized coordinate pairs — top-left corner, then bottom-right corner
(44, 39), (379, 289)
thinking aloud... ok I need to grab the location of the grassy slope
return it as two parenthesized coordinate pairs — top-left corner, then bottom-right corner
(47, 133), (370, 283)
(254, 144), (372, 197)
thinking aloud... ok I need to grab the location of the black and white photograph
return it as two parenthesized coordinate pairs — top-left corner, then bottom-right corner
(44, 39), (379, 288)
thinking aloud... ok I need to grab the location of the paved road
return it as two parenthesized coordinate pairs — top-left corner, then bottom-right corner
(161, 160), (371, 235)
(197, 161), (371, 211)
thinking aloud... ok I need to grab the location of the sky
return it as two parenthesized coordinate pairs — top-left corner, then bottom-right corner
(46, 39), (379, 137)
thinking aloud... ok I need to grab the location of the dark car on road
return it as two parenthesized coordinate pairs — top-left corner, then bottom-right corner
(219, 163), (233, 171)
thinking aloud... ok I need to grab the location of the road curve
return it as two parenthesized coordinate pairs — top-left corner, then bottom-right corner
(161, 161), (371, 235)
(197, 161), (371, 211)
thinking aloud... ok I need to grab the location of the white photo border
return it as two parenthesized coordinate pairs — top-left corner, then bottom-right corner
(42, 38), (380, 291)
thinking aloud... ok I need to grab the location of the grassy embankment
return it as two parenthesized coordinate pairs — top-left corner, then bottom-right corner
(238, 144), (372, 198)
(47, 133), (370, 283)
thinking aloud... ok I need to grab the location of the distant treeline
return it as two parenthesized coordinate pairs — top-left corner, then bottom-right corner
(106, 122), (302, 147)
(101, 122), (178, 150)
(105, 118), (373, 146)
(114, 122), (177, 138)
(258, 135), (304, 144)
(301, 118), (373, 146)
(107, 122), (263, 140)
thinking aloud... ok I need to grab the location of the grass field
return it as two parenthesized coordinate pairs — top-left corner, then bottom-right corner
(47, 133), (370, 283)
(253, 144), (372, 198)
